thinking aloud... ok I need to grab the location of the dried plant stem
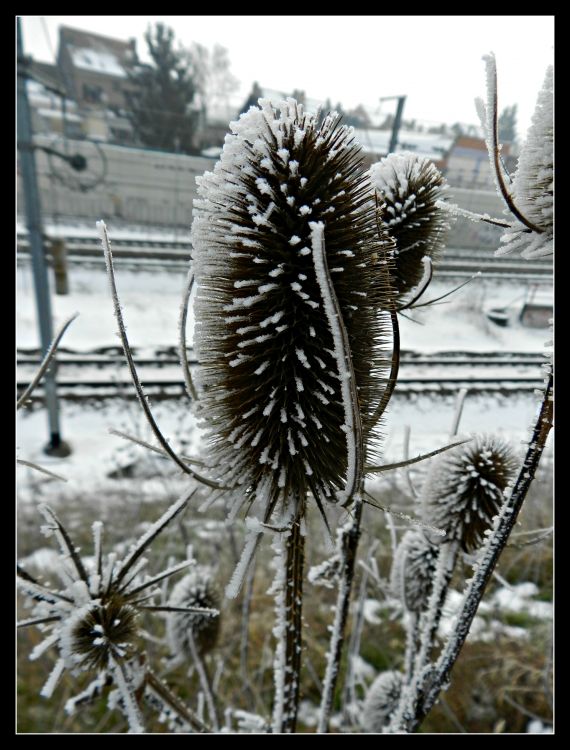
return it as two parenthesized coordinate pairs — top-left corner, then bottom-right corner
(449, 387), (468, 438)
(271, 519), (305, 733)
(317, 495), (363, 733)
(397, 258), (433, 312)
(240, 562), (256, 701)
(403, 613), (420, 683)
(389, 541), (458, 733)
(188, 634), (220, 731)
(145, 667), (209, 733)
(483, 56), (543, 235)
(410, 372), (553, 732)
(97, 221), (222, 491)
(16, 459), (67, 482)
(341, 539), (379, 724)
(178, 266), (198, 402)
(17, 312), (78, 410)
(365, 437), (471, 474)
(367, 311), (400, 435)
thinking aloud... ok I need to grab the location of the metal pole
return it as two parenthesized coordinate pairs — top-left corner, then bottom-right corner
(388, 96), (406, 155)
(17, 18), (70, 456)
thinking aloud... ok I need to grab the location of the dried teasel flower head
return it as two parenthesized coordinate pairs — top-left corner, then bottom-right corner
(191, 98), (395, 525)
(498, 64), (553, 259)
(362, 670), (403, 732)
(16, 495), (213, 730)
(390, 530), (439, 614)
(369, 152), (450, 297)
(166, 566), (220, 658)
(421, 435), (517, 553)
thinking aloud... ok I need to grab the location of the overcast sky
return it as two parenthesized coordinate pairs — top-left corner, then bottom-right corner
(19, 15), (554, 140)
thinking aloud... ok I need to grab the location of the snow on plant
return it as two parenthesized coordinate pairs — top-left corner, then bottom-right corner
(443, 54), (553, 261)
(369, 152), (451, 298)
(166, 566), (220, 659)
(390, 529), (438, 614)
(496, 64), (553, 259)
(17, 496), (218, 732)
(190, 97), (395, 528)
(362, 670), (403, 733)
(421, 435), (517, 553)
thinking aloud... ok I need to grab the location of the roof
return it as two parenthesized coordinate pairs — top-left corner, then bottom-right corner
(59, 25), (136, 79)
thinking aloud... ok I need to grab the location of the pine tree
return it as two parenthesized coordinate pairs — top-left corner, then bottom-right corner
(126, 23), (201, 155)
(498, 103), (518, 144)
(240, 81), (264, 114)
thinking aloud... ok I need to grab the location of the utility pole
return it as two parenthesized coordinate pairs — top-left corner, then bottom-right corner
(17, 18), (71, 457)
(380, 95), (407, 155)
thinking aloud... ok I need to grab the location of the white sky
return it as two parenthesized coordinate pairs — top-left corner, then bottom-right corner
(19, 15), (554, 141)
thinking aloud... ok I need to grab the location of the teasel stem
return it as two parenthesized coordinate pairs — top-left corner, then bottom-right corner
(97, 220), (223, 491)
(145, 667), (210, 733)
(270, 517), (305, 733)
(480, 54), (543, 235)
(17, 312), (78, 410)
(316, 494), (363, 733)
(409, 372), (553, 732)
(341, 539), (379, 725)
(403, 613), (420, 684)
(389, 540), (458, 733)
(178, 266), (198, 402)
(367, 310), (400, 436)
(188, 632), (220, 731)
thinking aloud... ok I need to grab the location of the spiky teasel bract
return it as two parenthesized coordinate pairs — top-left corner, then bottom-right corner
(369, 152), (450, 298)
(498, 65), (553, 259)
(17, 497), (217, 729)
(166, 567), (220, 658)
(191, 98), (395, 526)
(390, 530), (439, 614)
(362, 670), (403, 732)
(421, 435), (517, 553)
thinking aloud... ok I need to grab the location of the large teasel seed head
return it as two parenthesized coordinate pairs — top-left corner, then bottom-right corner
(390, 530), (439, 614)
(166, 567), (220, 657)
(421, 435), (517, 553)
(369, 152), (450, 297)
(362, 670), (403, 732)
(191, 98), (395, 523)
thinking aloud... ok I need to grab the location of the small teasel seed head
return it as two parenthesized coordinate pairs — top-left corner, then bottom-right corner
(369, 152), (450, 297)
(166, 567), (220, 657)
(362, 670), (403, 732)
(421, 435), (517, 553)
(191, 98), (395, 521)
(390, 530), (439, 613)
(62, 595), (139, 671)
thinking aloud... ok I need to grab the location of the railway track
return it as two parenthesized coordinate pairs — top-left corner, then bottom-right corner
(17, 235), (552, 279)
(17, 349), (550, 400)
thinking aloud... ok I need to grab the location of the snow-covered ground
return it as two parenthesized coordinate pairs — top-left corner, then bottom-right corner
(16, 260), (551, 353)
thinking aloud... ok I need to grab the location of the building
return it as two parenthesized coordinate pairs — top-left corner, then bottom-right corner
(57, 26), (137, 111)
(444, 135), (512, 190)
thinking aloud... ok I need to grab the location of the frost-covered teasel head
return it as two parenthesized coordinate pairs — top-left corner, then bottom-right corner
(369, 152), (450, 297)
(390, 530), (439, 614)
(191, 98), (395, 525)
(16, 497), (214, 729)
(362, 670), (403, 732)
(166, 567), (220, 658)
(498, 65), (553, 259)
(421, 436), (517, 553)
